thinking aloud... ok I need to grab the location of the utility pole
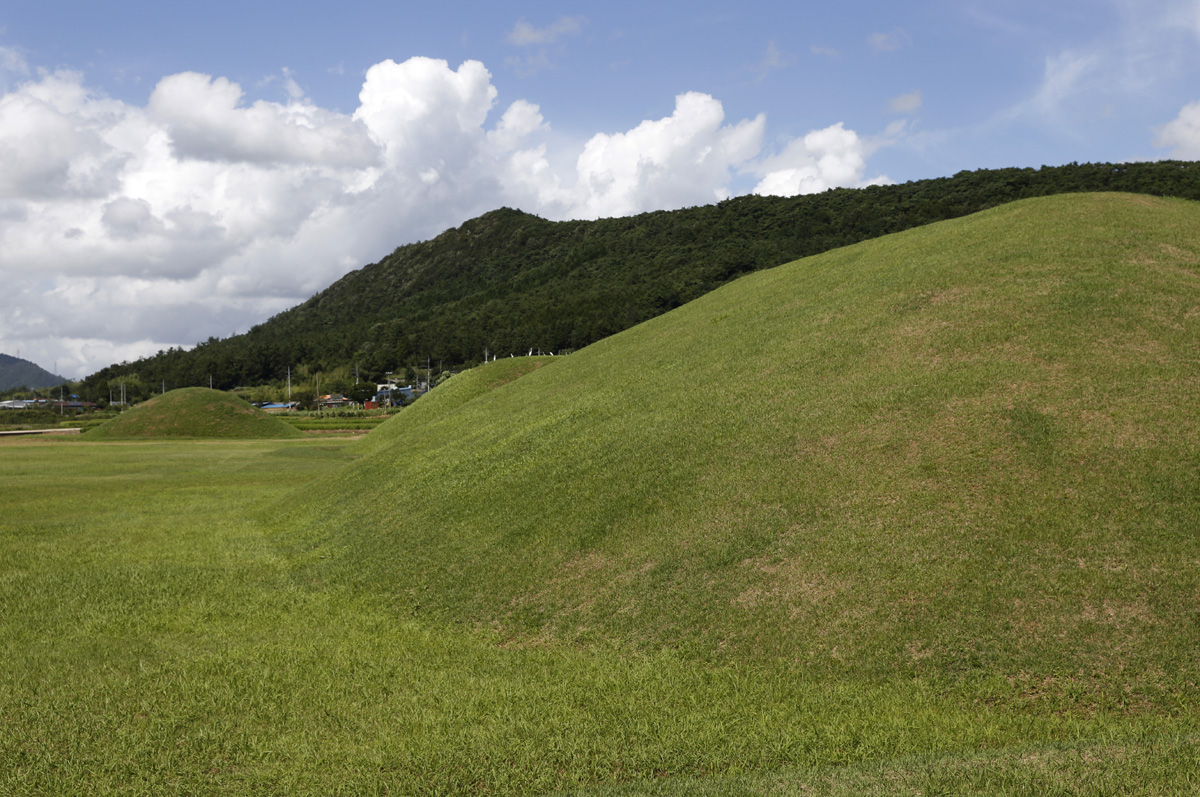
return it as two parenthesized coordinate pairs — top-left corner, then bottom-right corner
(287, 367), (291, 403)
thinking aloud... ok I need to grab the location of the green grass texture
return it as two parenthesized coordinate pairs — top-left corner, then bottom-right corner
(86, 387), (304, 439)
(4, 436), (1198, 795)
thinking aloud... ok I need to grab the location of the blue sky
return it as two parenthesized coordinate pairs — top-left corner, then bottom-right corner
(3, 0), (1200, 377)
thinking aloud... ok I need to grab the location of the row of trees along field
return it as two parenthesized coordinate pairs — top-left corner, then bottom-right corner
(75, 161), (1200, 401)
(69, 362), (433, 410)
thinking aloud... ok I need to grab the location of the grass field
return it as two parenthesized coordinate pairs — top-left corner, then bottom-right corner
(3, 436), (1198, 795)
(280, 415), (392, 432)
(3, 194), (1200, 793)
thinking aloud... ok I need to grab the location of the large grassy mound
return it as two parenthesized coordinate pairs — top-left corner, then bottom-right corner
(88, 387), (303, 439)
(289, 192), (1199, 705)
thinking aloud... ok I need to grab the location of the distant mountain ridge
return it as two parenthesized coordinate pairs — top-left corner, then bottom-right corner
(0, 353), (66, 391)
(79, 160), (1200, 398)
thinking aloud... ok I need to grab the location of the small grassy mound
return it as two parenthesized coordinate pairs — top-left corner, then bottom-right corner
(87, 387), (303, 439)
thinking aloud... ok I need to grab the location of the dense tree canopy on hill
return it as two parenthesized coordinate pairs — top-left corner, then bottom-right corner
(0, 353), (66, 392)
(78, 161), (1200, 400)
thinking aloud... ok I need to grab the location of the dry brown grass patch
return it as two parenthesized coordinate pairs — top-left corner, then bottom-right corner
(734, 554), (850, 617)
(1080, 599), (1156, 627)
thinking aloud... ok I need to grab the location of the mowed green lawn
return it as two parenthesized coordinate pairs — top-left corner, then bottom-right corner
(0, 429), (1194, 792)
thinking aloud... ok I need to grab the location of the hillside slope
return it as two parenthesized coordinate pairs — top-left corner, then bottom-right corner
(88, 387), (303, 439)
(0, 353), (66, 391)
(286, 193), (1200, 696)
(81, 160), (1200, 396)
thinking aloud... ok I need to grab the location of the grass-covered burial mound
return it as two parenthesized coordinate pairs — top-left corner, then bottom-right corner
(294, 192), (1200, 690)
(87, 387), (303, 439)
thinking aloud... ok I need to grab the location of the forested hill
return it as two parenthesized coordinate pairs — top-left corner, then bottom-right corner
(81, 161), (1200, 396)
(0, 353), (66, 391)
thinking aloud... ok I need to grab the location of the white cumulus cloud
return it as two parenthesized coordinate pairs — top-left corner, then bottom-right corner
(751, 123), (885, 197)
(149, 72), (379, 167)
(355, 57), (497, 172)
(1156, 99), (1200, 157)
(569, 92), (765, 218)
(0, 72), (127, 200)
